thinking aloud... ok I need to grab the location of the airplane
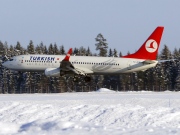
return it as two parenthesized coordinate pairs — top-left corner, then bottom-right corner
(2, 26), (164, 82)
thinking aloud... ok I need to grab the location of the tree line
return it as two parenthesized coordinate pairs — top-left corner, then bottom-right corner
(0, 34), (180, 93)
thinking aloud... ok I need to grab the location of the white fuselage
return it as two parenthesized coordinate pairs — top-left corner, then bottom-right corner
(2, 55), (158, 74)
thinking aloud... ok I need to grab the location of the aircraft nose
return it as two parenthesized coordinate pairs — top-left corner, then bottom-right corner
(2, 62), (7, 68)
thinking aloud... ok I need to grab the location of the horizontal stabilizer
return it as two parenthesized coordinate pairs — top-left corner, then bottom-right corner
(142, 60), (156, 64)
(158, 59), (176, 63)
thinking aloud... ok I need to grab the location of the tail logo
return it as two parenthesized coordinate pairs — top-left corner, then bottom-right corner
(145, 39), (158, 53)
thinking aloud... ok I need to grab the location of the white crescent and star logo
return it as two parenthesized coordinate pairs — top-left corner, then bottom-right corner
(145, 39), (158, 53)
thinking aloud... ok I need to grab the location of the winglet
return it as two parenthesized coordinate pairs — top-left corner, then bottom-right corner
(63, 48), (72, 61)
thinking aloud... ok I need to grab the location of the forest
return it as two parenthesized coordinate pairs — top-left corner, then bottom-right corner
(0, 34), (180, 93)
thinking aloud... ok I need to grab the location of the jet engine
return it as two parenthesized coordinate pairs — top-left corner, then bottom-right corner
(45, 68), (60, 77)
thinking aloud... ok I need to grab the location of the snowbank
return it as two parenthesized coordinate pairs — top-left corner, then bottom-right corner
(96, 88), (115, 92)
(0, 92), (180, 134)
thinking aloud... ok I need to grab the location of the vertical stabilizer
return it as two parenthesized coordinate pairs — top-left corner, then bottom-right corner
(122, 26), (164, 60)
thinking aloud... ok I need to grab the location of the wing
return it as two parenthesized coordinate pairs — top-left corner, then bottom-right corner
(60, 48), (93, 75)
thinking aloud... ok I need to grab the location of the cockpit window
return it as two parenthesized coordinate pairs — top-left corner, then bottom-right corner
(9, 59), (14, 61)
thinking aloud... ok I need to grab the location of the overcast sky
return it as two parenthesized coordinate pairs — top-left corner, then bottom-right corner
(0, 0), (180, 55)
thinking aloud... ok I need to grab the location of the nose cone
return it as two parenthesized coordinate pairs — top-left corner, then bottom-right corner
(2, 62), (8, 68)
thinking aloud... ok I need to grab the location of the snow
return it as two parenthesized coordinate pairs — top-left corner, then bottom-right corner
(0, 90), (180, 134)
(96, 88), (115, 92)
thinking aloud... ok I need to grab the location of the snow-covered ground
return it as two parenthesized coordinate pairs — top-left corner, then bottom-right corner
(1, 88), (180, 135)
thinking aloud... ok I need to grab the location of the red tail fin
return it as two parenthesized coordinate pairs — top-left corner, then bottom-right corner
(122, 26), (164, 60)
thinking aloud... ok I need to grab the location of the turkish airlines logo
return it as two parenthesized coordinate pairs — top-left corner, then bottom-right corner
(145, 39), (158, 53)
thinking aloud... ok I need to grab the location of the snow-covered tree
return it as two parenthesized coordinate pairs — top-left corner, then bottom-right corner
(175, 61), (180, 90)
(54, 43), (60, 55)
(60, 45), (65, 55)
(35, 45), (42, 54)
(27, 40), (35, 54)
(95, 33), (108, 57)
(108, 48), (113, 57)
(48, 43), (54, 54)
(86, 47), (92, 56)
(15, 41), (24, 55)
(119, 52), (123, 57)
(113, 49), (118, 57)
(79, 46), (86, 56)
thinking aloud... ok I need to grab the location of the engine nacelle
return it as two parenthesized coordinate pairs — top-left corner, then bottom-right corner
(45, 68), (60, 77)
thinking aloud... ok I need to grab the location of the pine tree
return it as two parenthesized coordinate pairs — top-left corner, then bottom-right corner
(155, 64), (166, 91)
(27, 40), (35, 54)
(9, 45), (14, 56)
(79, 46), (86, 56)
(2, 68), (8, 93)
(160, 45), (172, 60)
(35, 45), (42, 54)
(60, 45), (65, 55)
(86, 47), (92, 56)
(175, 61), (180, 90)
(3, 42), (9, 56)
(73, 47), (79, 55)
(169, 61), (178, 90)
(44, 46), (48, 54)
(8, 73), (16, 93)
(14, 41), (24, 55)
(171, 48), (180, 90)
(54, 43), (60, 55)
(95, 33), (108, 57)
(0, 41), (4, 55)
(108, 48), (113, 57)
(15, 41), (21, 50)
(173, 48), (180, 60)
(160, 45), (172, 90)
(126, 51), (130, 55)
(95, 34), (108, 88)
(113, 49), (118, 57)
(39, 42), (47, 54)
(48, 43), (54, 54)
(119, 52), (123, 57)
